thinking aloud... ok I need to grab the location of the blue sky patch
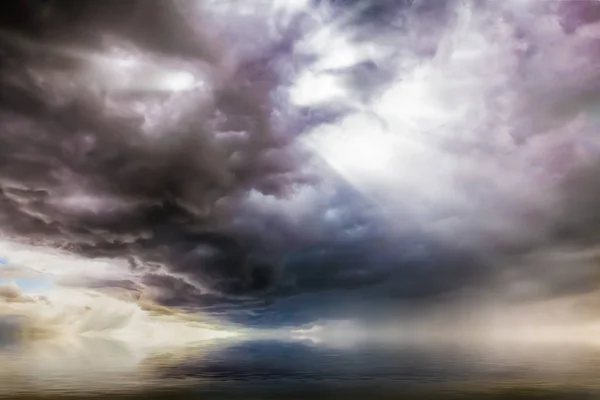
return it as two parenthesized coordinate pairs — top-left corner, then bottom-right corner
(0, 277), (53, 294)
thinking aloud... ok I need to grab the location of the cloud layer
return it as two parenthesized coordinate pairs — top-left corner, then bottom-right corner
(0, 0), (599, 324)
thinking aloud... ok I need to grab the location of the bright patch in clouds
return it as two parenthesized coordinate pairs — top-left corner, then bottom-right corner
(0, 238), (239, 350)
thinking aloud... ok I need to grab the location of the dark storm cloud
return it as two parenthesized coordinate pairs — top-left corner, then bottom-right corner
(0, 0), (600, 325)
(0, 0), (299, 299)
(0, 1), (384, 309)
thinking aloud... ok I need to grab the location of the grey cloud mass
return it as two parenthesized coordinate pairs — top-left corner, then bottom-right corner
(0, 0), (599, 325)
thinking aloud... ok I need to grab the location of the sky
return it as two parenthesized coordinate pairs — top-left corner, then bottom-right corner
(0, 278), (52, 294)
(0, 0), (599, 330)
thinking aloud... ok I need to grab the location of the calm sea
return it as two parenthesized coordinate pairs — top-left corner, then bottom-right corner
(0, 336), (600, 399)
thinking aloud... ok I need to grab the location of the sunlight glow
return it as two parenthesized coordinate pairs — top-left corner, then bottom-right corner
(156, 70), (197, 92)
(88, 51), (199, 94)
(0, 239), (240, 350)
(309, 121), (398, 177)
(289, 71), (348, 106)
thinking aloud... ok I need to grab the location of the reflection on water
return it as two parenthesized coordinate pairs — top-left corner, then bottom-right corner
(0, 334), (237, 395)
(2, 335), (600, 398)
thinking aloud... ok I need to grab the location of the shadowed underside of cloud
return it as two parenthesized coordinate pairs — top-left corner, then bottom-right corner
(0, 0), (599, 325)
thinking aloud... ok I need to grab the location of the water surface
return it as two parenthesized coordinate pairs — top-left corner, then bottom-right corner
(1, 337), (600, 399)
